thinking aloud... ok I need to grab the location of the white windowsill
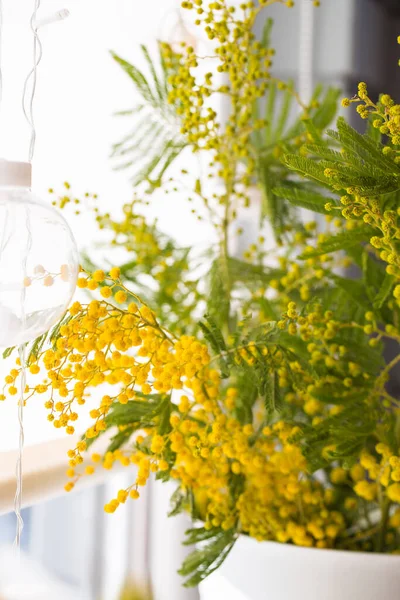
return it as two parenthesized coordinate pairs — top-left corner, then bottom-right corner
(0, 434), (112, 515)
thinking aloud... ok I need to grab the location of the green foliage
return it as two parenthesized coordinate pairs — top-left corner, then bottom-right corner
(273, 183), (337, 215)
(263, 371), (281, 416)
(105, 397), (165, 427)
(28, 333), (48, 361)
(2, 311), (75, 364)
(285, 117), (400, 197)
(311, 87), (342, 131)
(373, 274), (394, 309)
(106, 426), (137, 454)
(330, 274), (375, 310)
(251, 85), (340, 235)
(86, 395), (171, 453)
(81, 204), (204, 336)
(199, 315), (230, 378)
(168, 487), (188, 517)
(111, 45), (187, 188)
(2, 346), (15, 359)
(297, 401), (378, 471)
(228, 257), (284, 286)
(49, 313), (74, 348)
(283, 154), (333, 188)
(206, 258), (231, 332)
(328, 117), (400, 177)
(179, 527), (237, 587)
(298, 228), (373, 258)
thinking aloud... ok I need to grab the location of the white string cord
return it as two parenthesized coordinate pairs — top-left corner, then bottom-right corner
(13, 0), (42, 552)
(14, 208), (32, 552)
(22, 7), (70, 163)
(14, 340), (25, 550)
(22, 0), (42, 163)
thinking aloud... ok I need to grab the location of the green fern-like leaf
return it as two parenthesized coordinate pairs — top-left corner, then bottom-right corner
(250, 80), (339, 235)
(312, 88), (341, 130)
(273, 183), (337, 214)
(283, 154), (333, 187)
(326, 274), (374, 310)
(179, 528), (237, 587)
(328, 117), (400, 176)
(373, 274), (395, 309)
(298, 227), (373, 258)
(111, 45), (187, 187)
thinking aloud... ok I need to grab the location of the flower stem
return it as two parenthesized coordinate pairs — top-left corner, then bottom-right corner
(377, 498), (391, 553)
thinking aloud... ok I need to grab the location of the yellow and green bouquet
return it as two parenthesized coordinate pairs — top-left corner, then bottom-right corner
(4, 0), (400, 586)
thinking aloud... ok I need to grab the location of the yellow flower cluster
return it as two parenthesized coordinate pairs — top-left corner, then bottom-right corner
(352, 444), (400, 505)
(92, 403), (346, 547)
(335, 80), (400, 306)
(67, 297), (379, 544)
(4, 265), (371, 549)
(6, 0), (400, 567)
(50, 185), (200, 335)
(4, 269), (212, 476)
(311, 167), (400, 306)
(342, 81), (400, 148)
(5, 264), (400, 552)
(162, 0), (307, 221)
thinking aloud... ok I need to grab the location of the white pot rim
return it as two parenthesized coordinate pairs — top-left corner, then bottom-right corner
(237, 534), (400, 563)
(221, 535), (400, 600)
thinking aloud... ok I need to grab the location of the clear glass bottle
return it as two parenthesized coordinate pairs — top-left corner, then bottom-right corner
(0, 160), (79, 347)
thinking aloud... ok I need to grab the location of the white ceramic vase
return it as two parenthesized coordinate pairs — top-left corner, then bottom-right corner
(218, 535), (400, 600)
